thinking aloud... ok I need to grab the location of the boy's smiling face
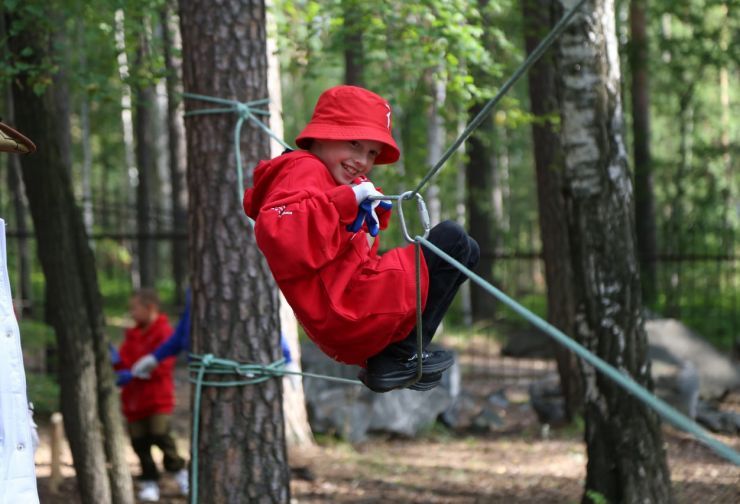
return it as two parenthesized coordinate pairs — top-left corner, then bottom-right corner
(310, 139), (384, 185)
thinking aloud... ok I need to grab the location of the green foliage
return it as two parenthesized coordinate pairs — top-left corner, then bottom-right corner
(18, 319), (55, 350)
(585, 490), (609, 504)
(26, 372), (60, 415)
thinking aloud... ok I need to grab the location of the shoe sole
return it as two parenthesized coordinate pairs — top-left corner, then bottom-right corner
(360, 354), (453, 393)
(408, 373), (442, 391)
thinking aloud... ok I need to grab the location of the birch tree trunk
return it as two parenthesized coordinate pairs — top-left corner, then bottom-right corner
(522, 0), (583, 421)
(265, 0), (314, 447)
(180, 0), (290, 500)
(115, 9), (140, 288)
(553, 0), (672, 501)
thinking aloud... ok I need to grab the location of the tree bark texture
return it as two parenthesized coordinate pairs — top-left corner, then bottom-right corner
(160, 3), (189, 305)
(8, 9), (134, 503)
(553, 0), (673, 502)
(179, 0), (290, 502)
(629, 0), (658, 305)
(522, 0), (583, 421)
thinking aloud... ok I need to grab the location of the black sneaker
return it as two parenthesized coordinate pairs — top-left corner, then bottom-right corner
(359, 349), (454, 393)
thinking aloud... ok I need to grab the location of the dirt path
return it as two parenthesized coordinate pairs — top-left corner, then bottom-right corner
(33, 356), (740, 503)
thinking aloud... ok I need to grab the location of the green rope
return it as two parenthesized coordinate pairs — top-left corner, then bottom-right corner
(417, 236), (740, 467)
(187, 353), (363, 503)
(412, 0), (588, 196)
(183, 93), (292, 201)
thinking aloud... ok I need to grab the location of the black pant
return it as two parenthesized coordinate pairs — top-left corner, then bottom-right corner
(129, 414), (185, 481)
(385, 220), (480, 357)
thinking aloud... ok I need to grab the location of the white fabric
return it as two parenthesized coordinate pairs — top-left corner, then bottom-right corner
(0, 219), (39, 504)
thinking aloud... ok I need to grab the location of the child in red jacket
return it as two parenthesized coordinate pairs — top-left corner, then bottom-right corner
(115, 288), (187, 501)
(243, 85), (479, 393)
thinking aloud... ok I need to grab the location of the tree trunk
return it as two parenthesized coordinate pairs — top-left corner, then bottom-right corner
(134, 22), (159, 288)
(115, 8), (140, 288)
(465, 0), (498, 323)
(522, 0), (583, 421)
(426, 71), (445, 226)
(180, 0), (290, 501)
(3, 82), (33, 315)
(264, 0), (314, 447)
(160, 3), (188, 305)
(8, 9), (134, 503)
(553, 1), (672, 501)
(342, 0), (364, 86)
(629, 0), (658, 306)
(465, 101), (497, 323)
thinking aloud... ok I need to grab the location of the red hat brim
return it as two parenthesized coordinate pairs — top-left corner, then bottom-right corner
(295, 123), (400, 165)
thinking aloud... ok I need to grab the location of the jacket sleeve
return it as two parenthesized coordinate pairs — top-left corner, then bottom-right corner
(153, 294), (190, 362)
(254, 163), (362, 281)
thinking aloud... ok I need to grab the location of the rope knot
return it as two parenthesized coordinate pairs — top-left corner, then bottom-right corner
(235, 102), (251, 119)
(201, 353), (215, 367)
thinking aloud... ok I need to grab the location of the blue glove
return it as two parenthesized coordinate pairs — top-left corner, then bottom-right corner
(116, 370), (133, 387)
(109, 343), (121, 366)
(347, 199), (392, 237)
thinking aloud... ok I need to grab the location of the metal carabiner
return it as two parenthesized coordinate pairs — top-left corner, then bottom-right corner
(396, 191), (431, 243)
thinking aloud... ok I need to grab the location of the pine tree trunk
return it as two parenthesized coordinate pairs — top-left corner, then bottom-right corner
(553, 1), (672, 501)
(342, 0), (364, 86)
(629, 0), (658, 305)
(134, 23), (159, 288)
(8, 7), (134, 502)
(180, 0), (290, 501)
(465, 0), (498, 323)
(465, 102), (497, 322)
(2, 83), (33, 315)
(160, 3), (188, 305)
(523, 0), (583, 421)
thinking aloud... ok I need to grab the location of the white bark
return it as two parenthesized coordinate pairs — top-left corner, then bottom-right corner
(115, 9), (140, 288)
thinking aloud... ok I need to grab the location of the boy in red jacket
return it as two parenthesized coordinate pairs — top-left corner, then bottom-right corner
(243, 85), (479, 393)
(115, 288), (187, 501)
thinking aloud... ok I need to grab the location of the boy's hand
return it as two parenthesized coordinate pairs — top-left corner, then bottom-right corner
(132, 354), (158, 379)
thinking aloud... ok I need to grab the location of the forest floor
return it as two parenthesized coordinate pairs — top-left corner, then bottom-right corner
(33, 352), (740, 503)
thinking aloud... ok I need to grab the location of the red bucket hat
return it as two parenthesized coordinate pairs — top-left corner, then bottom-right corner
(295, 85), (400, 165)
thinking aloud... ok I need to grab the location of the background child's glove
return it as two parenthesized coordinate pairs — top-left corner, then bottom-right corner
(115, 370), (133, 387)
(131, 354), (158, 379)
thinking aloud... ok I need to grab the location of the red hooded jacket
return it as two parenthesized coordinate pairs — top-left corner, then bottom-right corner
(115, 314), (175, 422)
(243, 150), (429, 366)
